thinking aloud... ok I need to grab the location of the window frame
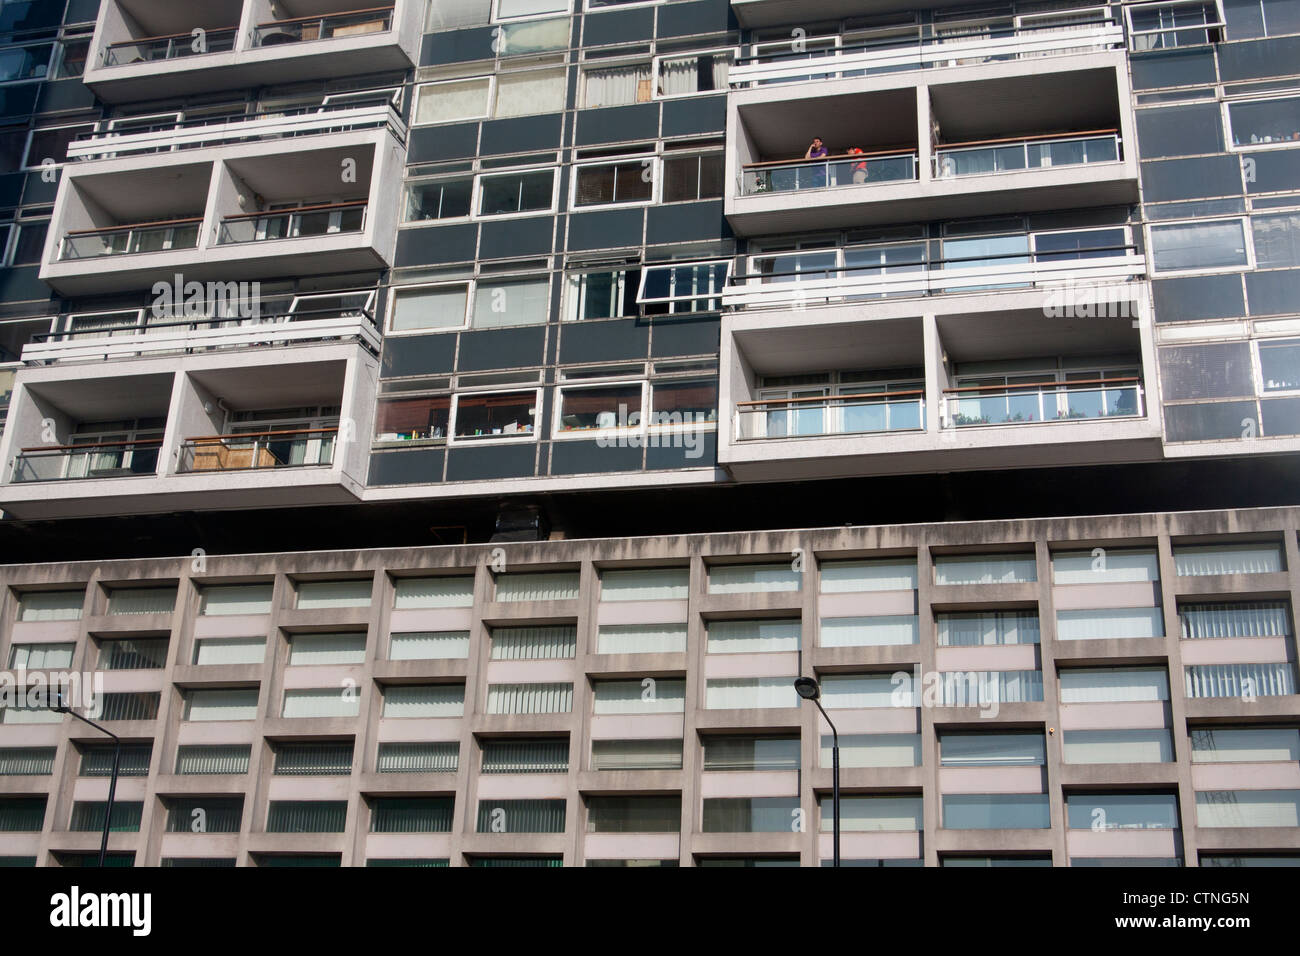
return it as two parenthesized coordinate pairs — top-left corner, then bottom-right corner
(1123, 0), (1226, 51)
(659, 147), (725, 204)
(474, 166), (560, 220)
(552, 376), (649, 440)
(1145, 216), (1254, 277)
(562, 263), (638, 322)
(578, 57), (655, 109)
(568, 153), (660, 211)
(448, 387), (544, 446)
(651, 46), (740, 101)
(492, 0), (575, 22)
(634, 258), (734, 313)
(1222, 92), (1300, 153)
(412, 76), (495, 127)
(384, 280), (472, 336)
(403, 174), (475, 225)
(1255, 335), (1300, 397)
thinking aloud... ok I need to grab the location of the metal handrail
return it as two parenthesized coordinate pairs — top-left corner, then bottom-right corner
(936, 128), (1119, 150)
(943, 376), (1139, 394)
(106, 26), (239, 48)
(221, 200), (368, 222)
(31, 306), (377, 343)
(183, 427), (338, 443)
(64, 216), (204, 237)
(256, 5), (395, 28)
(737, 389), (924, 408)
(20, 437), (163, 454)
(743, 147), (918, 170)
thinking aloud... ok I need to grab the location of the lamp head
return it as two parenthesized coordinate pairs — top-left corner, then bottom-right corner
(794, 676), (820, 701)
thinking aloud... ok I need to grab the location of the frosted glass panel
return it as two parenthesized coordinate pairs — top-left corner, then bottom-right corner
(17, 590), (83, 621)
(821, 615), (918, 647)
(819, 559), (918, 593)
(823, 734), (921, 768)
(485, 682), (573, 714)
(707, 563), (800, 594)
(596, 623), (687, 655)
(288, 633), (367, 666)
(1052, 549), (1159, 584)
(934, 554), (1036, 585)
(599, 567), (689, 601)
(381, 685), (465, 718)
(282, 689), (361, 719)
(296, 580), (372, 609)
(393, 576), (474, 608)
(200, 584), (273, 616)
(416, 78), (490, 124)
(823, 795), (923, 831)
(490, 625), (577, 660)
(1185, 662), (1297, 698)
(389, 631), (470, 660)
(495, 571), (580, 602)
(937, 611), (1039, 646)
(1191, 728), (1300, 763)
(1059, 667), (1169, 703)
(704, 677), (799, 710)
(1196, 790), (1300, 828)
(1179, 602), (1293, 639)
(822, 673), (914, 709)
(706, 618), (800, 653)
(592, 678), (685, 714)
(186, 689), (259, 721)
(107, 587), (177, 615)
(194, 637), (266, 666)
(8, 643), (74, 669)
(1174, 543), (1284, 576)
(1056, 607), (1164, 641)
(1063, 729), (1174, 764)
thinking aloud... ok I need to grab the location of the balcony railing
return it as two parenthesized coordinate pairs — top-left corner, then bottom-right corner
(730, 11), (1122, 86)
(67, 95), (405, 161)
(253, 6), (395, 47)
(104, 27), (239, 67)
(735, 391), (926, 441)
(723, 243), (1146, 310)
(11, 438), (163, 483)
(177, 427), (337, 473)
(740, 149), (918, 196)
(21, 306), (382, 365)
(217, 201), (367, 244)
(933, 130), (1121, 179)
(59, 218), (203, 261)
(941, 378), (1144, 428)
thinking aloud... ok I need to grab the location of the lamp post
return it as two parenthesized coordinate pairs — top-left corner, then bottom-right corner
(53, 689), (121, 868)
(794, 676), (839, 867)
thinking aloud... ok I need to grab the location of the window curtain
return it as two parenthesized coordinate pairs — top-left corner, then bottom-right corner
(586, 796), (682, 833)
(17, 590), (83, 621)
(1180, 601), (1293, 639)
(596, 623), (687, 654)
(819, 559), (918, 593)
(174, 745), (251, 775)
(600, 567), (689, 601)
(107, 586), (177, 614)
(288, 633), (367, 666)
(591, 738), (683, 771)
(494, 69), (566, 117)
(1059, 667), (1169, 703)
(592, 679), (685, 714)
(1174, 544), (1284, 576)
(940, 733), (1045, 766)
(495, 571), (580, 602)
(194, 637), (266, 666)
(389, 631), (470, 661)
(394, 576), (474, 608)
(583, 64), (652, 108)
(485, 682), (573, 715)
(704, 677), (799, 709)
(376, 742), (459, 773)
(1056, 607), (1164, 640)
(0, 798), (46, 832)
(706, 618), (801, 653)
(1186, 662), (1297, 698)
(94, 692), (160, 721)
(381, 684), (464, 718)
(79, 744), (151, 777)
(481, 739), (569, 774)
(70, 801), (142, 833)
(490, 625), (577, 660)
(187, 689), (258, 721)
(821, 615), (919, 647)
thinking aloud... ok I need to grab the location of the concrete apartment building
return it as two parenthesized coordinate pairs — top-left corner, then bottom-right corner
(0, 0), (1298, 866)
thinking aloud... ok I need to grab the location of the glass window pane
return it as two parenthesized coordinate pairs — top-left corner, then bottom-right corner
(1150, 220), (1249, 271)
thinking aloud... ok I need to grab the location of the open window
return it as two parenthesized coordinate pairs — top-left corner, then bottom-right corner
(1125, 0), (1225, 50)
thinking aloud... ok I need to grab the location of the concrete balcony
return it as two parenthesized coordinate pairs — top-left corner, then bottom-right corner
(0, 343), (378, 519)
(84, 0), (424, 102)
(725, 52), (1137, 235)
(39, 126), (404, 295)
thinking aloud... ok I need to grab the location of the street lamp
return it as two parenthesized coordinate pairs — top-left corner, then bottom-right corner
(794, 676), (839, 867)
(53, 688), (121, 868)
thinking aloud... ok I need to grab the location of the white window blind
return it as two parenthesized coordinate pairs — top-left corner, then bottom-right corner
(590, 738), (684, 770)
(494, 571), (580, 602)
(823, 734), (921, 768)
(393, 576), (475, 608)
(485, 682), (573, 714)
(939, 733), (1046, 767)
(1174, 543), (1284, 576)
(1186, 663), (1297, 698)
(281, 688), (361, 719)
(0, 747), (56, 775)
(17, 590), (83, 621)
(199, 584), (273, 616)
(1052, 549), (1159, 584)
(186, 689), (259, 721)
(490, 625), (577, 660)
(595, 623), (687, 655)
(296, 580), (373, 610)
(389, 631), (471, 660)
(1056, 607), (1164, 640)
(1059, 667), (1170, 703)
(706, 619), (800, 653)
(592, 678), (685, 714)
(175, 745), (251, 775)
(0, 704), (62, 724)
(376, 742), (459, 773)
(934, 554), (1037, 585)
(107, 586), (177, 615)
(822, 673), (914, 709)
(1063, 730), (1174, 764)
(820, 615), (919, 647)
(822, 795), (923, 832)
(193, 637), (266, 666)
(704, 677), (799, 710)
(288, 633), (367, 666)
(481, 739), (569, 774)
(9, 643), (74, 669)
(937, 611), (1039, 646)
(381, 684), (465, 718)
(1196, 790), (1300, 828)
(936, 671), (1043, 705)
(819, 558), (918, 593)
(599, 567), (689, 601)
(1179, 602), (1293, 639)
(707, 563), (800, 594)
(1191, 728), (1300, 763)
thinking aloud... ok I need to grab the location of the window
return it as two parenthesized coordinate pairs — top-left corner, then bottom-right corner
(377, 742), (459, 773)
(405, 177), (472, 222)
(1173, 542), (1284, 575)
(481, 739), (569, 774)
(166, 798), (242, 833)
(1059, 667), (1169, 702)
(281, 688), (360, 719)
(16, 590), (83, 621)
(100, 638), (168, 670)
(705, 619), (800, 653)
(287, 633), (367, 666)
(573, 157), (655, 208)
(599, 567), (688, 601)
(476, 799), (566, 833)
(193, 637), (265, 666)
(823, 795), (924, 831)
(0, 798), (45, 832)
(581, 62), (653, 109)
(475, 276), (551, 328)
(1260, 339), (1300, 392)
(592, 679), (685, 714)
(79, 744), (151, 777)
(371, 798), (454, 833)
(707, 562), (799, 594)
(494, 0), (570, 19)
(937, 611), (1039, 646)
(70, 801), (143, 833)
(1186, 662), (1296, 697)
(275, 742), (353, 776)
(452, 390), (538, 440)
(198, 584), (273, 616)
(933, 553), (1037, 585)
(1179, 601), (1292, 638)
(93, 693), (160, 721)
(703, 797), (800, 832)
(1063, 730), (1174, 764)
(106, 586), (176, 615)
(494, 570), (579, 601)
(267, 801), (348, 833)
(381, 684), (465, 718)
(1222, 0), (1300, 38)
(943, 794), (1050, 829)
(591, 738), (683, 770)
(8, 643), (74, 669)
(0, 43), (52, 83)
(1125, 0), (1225, 49)
(587, 796), (680, 832)
(0, 748), (55, 775)
(565, 266), (639, 320)
(824, 734), (921, 768)
(820, 615), (919, 647)
(1149, 219), (1249, 273)
(662, 151), (724, 202)
(704, 677), (799, 710)
(477, 169), (557, 216)
(556, 382), (643, 433)
(822, 673), (914, 709)
(1067, 793), (1180, 830)
(1227, 95), (1300, 149)
(1052, 549), (1159, 584)
(636, 260), (730, 314)
(655, 49), (735, 97)
(1197, 791), (1300, 827)
(1191, 727), (1300, 762)
(493, 67), (567, 118)
(387, 284), (467, 333)
(490, 625), (577, 660)
(375, 394), (451, 442)
(1055, 607), (1165, 641)
(940, 733), (1046, 767)
(185, 689), (258, 721)
(485, 682), (573, 714)
(296, 579), (371, 609)
(414, 77), (491, 124)
(820, 558), (918, 593)
(394, 576), (474, 608)
(936, 671), (1044, 705)
(702, 736), (799, 771)
(175, 745), (251, 775)
(389, 631), (471, 660)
